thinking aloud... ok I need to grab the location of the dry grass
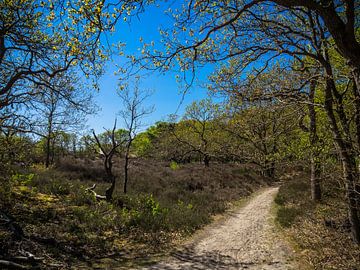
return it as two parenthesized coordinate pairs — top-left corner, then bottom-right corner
(275, 171), (360, 270)
(0, 158), (271, 268)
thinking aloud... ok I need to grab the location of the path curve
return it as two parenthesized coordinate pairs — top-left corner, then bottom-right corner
(144, 187), (296, 270)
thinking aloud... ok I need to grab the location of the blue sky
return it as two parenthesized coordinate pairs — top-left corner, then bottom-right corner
(87, 5), (210, 134)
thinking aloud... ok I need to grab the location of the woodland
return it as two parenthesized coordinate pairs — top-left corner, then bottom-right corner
(0, 0), (360, 269)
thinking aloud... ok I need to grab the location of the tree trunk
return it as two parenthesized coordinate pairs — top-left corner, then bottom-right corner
(105, 176), (116, 201)
(123, 141), (131, 194)
(45, 136), (51, 168)
(308, 80), (322, 201)
(352, 78), (360, 159)
(342, 156), (360, 244)
(352, 66), (360, 98)
(264, 159), (275, 178)
(104, 156), (116, 201)
(310, 156), (322, 201)
(123, 155), (129, 194)
(204, 154), (210, 167)
(324, 76), (360, 244)
(50, 138), (55, 165)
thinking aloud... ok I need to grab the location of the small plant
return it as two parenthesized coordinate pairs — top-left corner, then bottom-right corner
(11, 173), (35, 185)
(170, 161), (180, 170)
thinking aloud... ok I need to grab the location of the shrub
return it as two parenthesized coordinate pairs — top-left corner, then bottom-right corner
(276, 206), (302, 228)
(120, 194), (168, 232)
(275, 180), (309, 206)
(166, 200), (209, 233)
(169, 161), (180, 170)
(69, 187), (96, 206)
(12, 173), (35, 185)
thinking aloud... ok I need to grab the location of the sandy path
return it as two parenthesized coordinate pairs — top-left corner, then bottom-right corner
(144, 187), (296, 270)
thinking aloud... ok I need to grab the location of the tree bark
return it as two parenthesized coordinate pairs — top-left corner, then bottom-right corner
(352, 78), (360, 154)
(123, 154), (129, 194)
(308, 80), (322, 201)
(204, 154), (210, 167)
(323, 76), (360, 244)
(310, 156), (322, 201)
(353, 68), (360, 98)
(105, 175), (116, 201)
(263, 159), (275, 178)
(45, 136), (51, 168)
(123, 138), (132, 194)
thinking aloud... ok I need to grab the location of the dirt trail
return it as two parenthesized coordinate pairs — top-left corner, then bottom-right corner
(144, 187), (296, 270)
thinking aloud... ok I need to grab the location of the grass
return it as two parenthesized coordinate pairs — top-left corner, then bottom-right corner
(275, 170), (360, 269)
(0, 159), (271, 268)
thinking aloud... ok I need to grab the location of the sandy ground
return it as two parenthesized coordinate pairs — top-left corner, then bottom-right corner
(143, 187), (296, 270)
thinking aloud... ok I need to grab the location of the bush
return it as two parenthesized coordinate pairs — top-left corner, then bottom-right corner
(69, 188), (96, 206)
(120, 194), (168, 232)
(276, 171), (360, 269)
(276, 206), (302, 228)
(275, 180), (309, 206)
(166, 200), (209, 233)
(169, 160), (180, 170)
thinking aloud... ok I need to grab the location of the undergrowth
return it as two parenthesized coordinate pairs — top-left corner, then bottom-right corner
(275, 171), (360, 269)
(0, 160), (270, 268)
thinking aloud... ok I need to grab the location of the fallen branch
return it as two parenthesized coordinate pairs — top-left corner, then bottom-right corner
(0, 260), (30, 269)
(86, 184), (107, 200)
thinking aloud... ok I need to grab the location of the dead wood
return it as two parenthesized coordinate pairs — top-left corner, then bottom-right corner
(85, 184), (107, 200)
(0, 260), (31, 269)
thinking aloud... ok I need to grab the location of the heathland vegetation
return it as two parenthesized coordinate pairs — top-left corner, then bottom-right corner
(1, 0), (359, 269)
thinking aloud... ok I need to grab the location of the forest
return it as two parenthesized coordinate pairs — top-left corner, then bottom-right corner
(0, 0), (360, 269)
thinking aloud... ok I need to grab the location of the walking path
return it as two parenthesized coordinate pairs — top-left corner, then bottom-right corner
(144, 187), (296, 270)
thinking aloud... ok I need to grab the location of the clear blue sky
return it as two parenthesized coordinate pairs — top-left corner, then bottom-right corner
(87, 5), (210, 134)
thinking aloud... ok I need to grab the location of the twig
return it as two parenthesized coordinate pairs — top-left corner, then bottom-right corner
(0, 260), (30, 269)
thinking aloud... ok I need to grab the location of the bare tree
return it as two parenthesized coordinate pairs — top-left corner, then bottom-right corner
(27, 73), (96, 167)
(91, 120), (125, 201)
(118, 80), (154, 194)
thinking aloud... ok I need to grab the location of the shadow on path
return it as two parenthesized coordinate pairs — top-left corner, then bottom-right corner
(146, 247), (256, 270)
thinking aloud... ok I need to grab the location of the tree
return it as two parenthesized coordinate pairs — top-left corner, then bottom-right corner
(0, 0), (152, 127)
(299, 80), (323, 201)
(1, 0), (100, 112)
(133, 0), (359, 94)
(29, 72), (96, 167)
(0, 128), (35, 166)
(131, 1), (360, 243)
(172, 99), (221, 167)
(228, 100), (298, 178)
(139, 121), (190, 162)
(91, 120), (126, 201)
(118, 80), (154, 193)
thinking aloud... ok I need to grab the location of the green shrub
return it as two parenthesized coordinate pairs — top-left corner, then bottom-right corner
(166, 200), (209, 233)
(276, 180), (309, 205)
(48, 180), (72, 195)
(274, 193), (286, 205)
(69, 188), (96, 206)
(276, 206), (302, 228)
(12, 173), (35, 185)
(120, 194), (168, 232)
(170, 161), (180, 170)
(29, 170), (72, 195)
(0, 176), (13, 208)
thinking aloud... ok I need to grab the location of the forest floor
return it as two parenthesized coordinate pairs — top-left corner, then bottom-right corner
(140, 187), (297, 270)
